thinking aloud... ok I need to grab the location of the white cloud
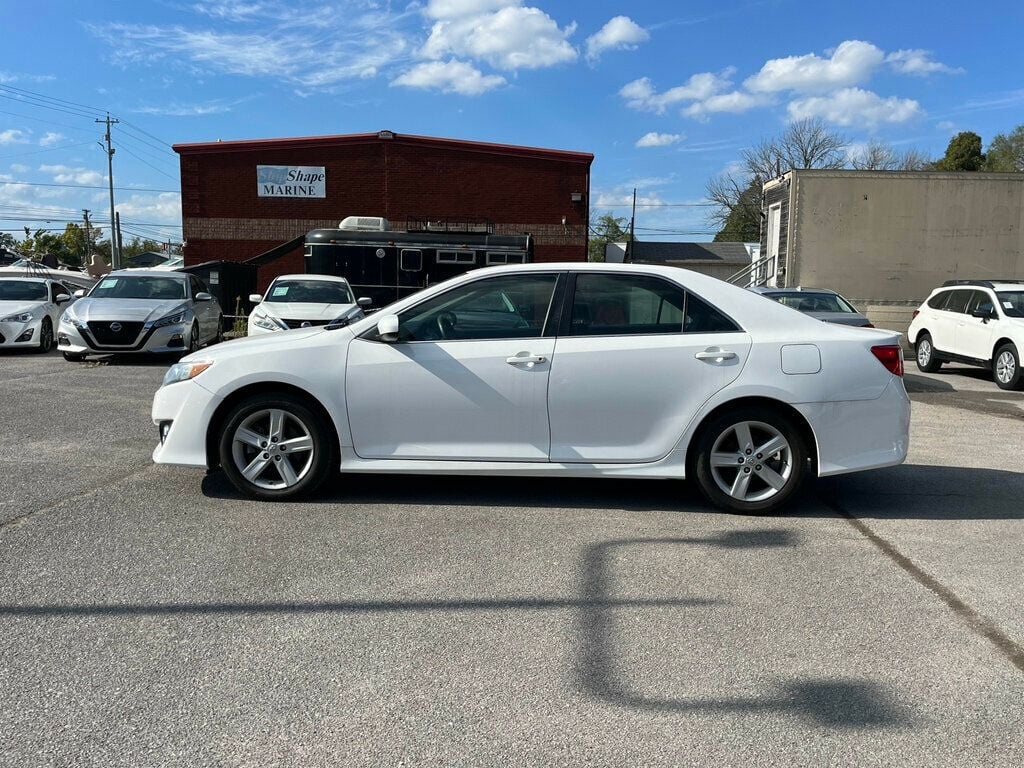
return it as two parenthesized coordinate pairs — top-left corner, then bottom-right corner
(937, 120), (956, 132)
(39, 164), (107, 186)
(0, 71), (56, 84)
(585, 16), (648, 63)
(595, 190), (664, 208)
(132, 101), (236, 116)
(392, 60), (506, 95)
(10, 163), (29, 173)
(745, 40), (884, 94)
(684, 91), (769, 119)
(635, 132), (682, 148)
(421, 5), (578, 70)
(787, 87), (922, 129)
(0, 129), (30, 145)
(425, 0), (518, 19)
(38, 132), (64, 147)
(619, 70), (732, 114)
(886, 49), (963, 76)
(116, 192), (182, 224)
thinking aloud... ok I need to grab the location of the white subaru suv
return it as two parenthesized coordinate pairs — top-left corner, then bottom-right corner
(908, 280), (1024, 390)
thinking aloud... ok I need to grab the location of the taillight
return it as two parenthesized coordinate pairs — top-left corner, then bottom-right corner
(871, 345), (904, 377)
(912, 309), (920, 319)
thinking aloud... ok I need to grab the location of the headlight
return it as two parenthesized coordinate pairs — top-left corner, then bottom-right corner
(151, 309), (188, 329)
(253, 312), (283, 331)
(60, 312), (86, 329)
(162, 361), (213, 387)
(1, 312), (34, 323)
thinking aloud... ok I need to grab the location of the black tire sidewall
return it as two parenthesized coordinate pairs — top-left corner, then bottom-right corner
(994, 343), (1023, 390)
(63, 351), (85, 362)
(693, 406), (808, 515)
(218, 393), (335, 500)
(38, 319), (53, 353)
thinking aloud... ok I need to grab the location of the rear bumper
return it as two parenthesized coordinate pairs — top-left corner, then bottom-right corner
(796, 376), (911, 477)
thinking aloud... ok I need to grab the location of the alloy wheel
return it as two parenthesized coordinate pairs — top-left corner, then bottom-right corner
(917, 339), (931, 367)
(996, 351), (1015, 384)
(230, 408), (315, 490)
(709, 420), (794, 503)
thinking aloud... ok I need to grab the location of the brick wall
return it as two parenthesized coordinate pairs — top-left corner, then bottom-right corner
(178, 136), (592, 275)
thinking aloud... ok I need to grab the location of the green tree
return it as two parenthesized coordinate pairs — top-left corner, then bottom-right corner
(0, 232), (17, 251)
(121, 236), (165, 260)
(986, 125), (1024, 172)
(588, 214), (628, 262)
(712, 180), (761, 242)
(938, 131), (985, 171)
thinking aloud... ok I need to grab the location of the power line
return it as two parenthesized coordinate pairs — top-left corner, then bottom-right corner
(0, 107), (99, 135)
(113, 140), (179, 181)
(118, 123), (176, 156)
(0, 178), (179, 193)
(0, 140), (93, 160)
(118, 119), (173, 150)
(0, 91), (103, 121)
(0, 83), (106, 117)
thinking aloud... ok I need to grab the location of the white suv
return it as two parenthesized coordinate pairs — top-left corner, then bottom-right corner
(908, 280), (1024, 390)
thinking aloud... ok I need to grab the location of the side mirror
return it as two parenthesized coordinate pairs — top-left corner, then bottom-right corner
(249, 293), (262, 304)
(73, 289), (86, 299)
(971, 308), (996, 321)
(357, 297), (372, 307)
(55, 293), (71, 304)
(376, 313), (399, 343)
(195, 292), (214, 302)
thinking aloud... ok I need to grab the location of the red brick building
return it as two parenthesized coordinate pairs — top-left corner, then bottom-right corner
(174, 131), (593, 279)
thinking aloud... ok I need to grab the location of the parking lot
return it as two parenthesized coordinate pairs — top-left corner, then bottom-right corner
(1, 351), (1022, 767)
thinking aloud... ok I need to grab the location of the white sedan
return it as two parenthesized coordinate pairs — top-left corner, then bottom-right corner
(0, 277), (77, 352)
(247, 274), (370, 335)
(152, 263), (910, 514)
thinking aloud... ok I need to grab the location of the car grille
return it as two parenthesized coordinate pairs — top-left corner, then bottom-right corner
(88, 321), (144, 345)
(282, 318), (331, 329)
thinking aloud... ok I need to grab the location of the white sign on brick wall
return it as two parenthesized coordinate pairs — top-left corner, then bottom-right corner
(256, 165), (326, 198)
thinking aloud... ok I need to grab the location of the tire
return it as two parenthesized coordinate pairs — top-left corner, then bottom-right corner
(187, 322), (201, 354)
(36, 318), (54, 353)
(218, 392), (336, 500)
(915, 333), (942, 373)
(993, 343), (1023, 391)
(214, 316), (225, 345)
(63, 351), (86, 362)
(692, 406), (808, 515)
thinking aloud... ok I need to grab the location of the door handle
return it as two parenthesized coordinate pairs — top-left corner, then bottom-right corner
(506, 354), (547, 367)
(695, 348), (737, 363)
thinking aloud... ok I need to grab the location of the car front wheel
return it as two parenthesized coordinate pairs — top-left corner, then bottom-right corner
(693, 407), (808, 514)
(37, 318), (54, 353)
(994, 343), (1023, 391)
(218, 393), (336, 500)
(915, 334), (941, 373)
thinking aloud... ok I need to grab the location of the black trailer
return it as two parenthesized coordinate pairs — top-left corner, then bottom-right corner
(304, 225), (532, 306)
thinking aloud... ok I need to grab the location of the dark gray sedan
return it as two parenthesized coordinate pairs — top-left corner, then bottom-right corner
(749, 287), (873, 327)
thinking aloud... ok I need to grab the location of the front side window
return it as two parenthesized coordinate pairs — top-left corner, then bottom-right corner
(265, 279), (354, 304)
(89, 276), (186, 300)
(943, 290), (972, 314)
(190, 276), (207, 298)
(567, 273), (686, 336)
(964, 290), (995, 316)
(997, 291), (1024, 318)
(0, 280), (47, 301)
(394, 274), (558, 341)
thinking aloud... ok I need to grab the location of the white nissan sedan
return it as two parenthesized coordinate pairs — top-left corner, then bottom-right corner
(247, 274), (370, 335)
(152, 264), (909, 514)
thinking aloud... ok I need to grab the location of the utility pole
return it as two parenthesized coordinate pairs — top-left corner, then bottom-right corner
(82, 209), (92, 266)
(115, 211), (123, 262)
(96, 113), (120, 269)
(627, 187), (637, 262)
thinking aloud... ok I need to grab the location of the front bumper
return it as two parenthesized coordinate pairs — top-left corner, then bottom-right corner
(58, 318), (190, 355)
(151, 379), (222, 468)
(0, 317), (41, 347)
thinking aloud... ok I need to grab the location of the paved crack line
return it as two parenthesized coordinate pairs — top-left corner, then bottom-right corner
(820, 494), (1024, 674)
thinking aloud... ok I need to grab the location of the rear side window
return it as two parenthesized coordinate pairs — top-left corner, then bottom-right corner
(943, 290), (971, 314)
(568, 274), (685, 336)
(927, 291), (950, 310)
(685, 293), (740, 333)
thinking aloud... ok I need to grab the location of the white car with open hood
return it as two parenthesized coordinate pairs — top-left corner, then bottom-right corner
(58, 270), (223, 361)
(0, 277), (78, 352)
(247, 274), (371, 335)
(152, 263), (910, 514)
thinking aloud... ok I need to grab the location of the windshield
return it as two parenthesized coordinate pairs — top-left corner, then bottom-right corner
(0, 280), (47, 301)
(768, 292), (857, 314)
(266, 279), (353, 304)
(997, 291), (1024, 318)
(89, 275), (187, 300)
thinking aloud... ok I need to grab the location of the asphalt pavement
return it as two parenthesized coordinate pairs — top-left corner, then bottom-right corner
(1, 350), (1022, 767)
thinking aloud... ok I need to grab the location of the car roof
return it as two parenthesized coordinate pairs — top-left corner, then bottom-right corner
(0, 276), (49, 284)
(107, 269), (186, 279)
(751, 286), (838, 296)
(272, 273), (351, 283)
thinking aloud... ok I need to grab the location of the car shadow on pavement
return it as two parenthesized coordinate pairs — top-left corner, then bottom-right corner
(71, 354), (180, 367)
(903, 374), (956, 393)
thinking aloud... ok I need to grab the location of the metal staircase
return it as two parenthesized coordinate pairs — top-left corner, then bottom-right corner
(727, 254), (775, 288)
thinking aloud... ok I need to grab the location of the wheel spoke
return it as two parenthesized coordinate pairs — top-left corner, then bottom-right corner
(756, 464), (787, 491)
(733, 422), (754, 452)
(276, 457), (299, 486)
(242, 454), (272, 482)
(730, 470), (752, 500)
(278, 435), (313, 453)
(268, 409), (286, 440)
(711, 452), (743, 468)
(235, 427), (265, 449)
(755, 435), (787, 458)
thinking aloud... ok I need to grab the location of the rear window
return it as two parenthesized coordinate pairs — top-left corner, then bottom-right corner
(943, 290), (972, 314)
(769, 292), (857, 313)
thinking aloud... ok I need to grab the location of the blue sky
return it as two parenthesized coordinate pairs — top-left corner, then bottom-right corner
(2, 0), (1023, 246)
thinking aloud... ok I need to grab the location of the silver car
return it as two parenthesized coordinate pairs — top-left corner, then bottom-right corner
(57, 270), (223, 361)
(749, 286), (874, 327)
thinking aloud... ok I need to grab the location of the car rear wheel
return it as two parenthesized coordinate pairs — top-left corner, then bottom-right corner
(187, 322), (200, 354)
(994, 343), (1023, 391)
(915, 334), (942, 373)
(36, 319), (54, 353)
(218, 393), (335, 500)
(693, 406), (808, 514)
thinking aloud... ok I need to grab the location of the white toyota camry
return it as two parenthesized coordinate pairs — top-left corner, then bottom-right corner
(152, 263), (910, 514)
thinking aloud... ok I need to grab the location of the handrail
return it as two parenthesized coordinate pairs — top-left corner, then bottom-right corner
(727, 254), (775, 287)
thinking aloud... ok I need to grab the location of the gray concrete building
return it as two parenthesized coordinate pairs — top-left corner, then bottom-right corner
(754, 169), (1024, 340)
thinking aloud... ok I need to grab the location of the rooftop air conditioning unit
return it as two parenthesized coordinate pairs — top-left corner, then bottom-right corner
(339, 216), (391, 231)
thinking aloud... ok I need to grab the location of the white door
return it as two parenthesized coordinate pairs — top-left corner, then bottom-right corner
(346, 273), (561, 461)
(766, 204), (782, 288)
(956, 290), (998, 361)
(933, 289), (970, 353)
(547, 273), (751, 463)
